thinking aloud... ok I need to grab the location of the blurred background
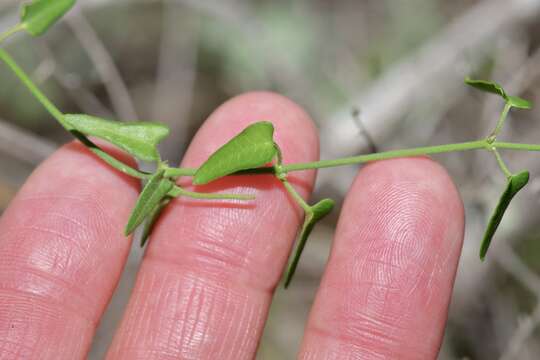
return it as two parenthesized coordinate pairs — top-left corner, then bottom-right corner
(1, 0), (540, 358)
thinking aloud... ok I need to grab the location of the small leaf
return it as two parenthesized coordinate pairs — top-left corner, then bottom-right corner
(140, 198), (170, 247)
(480, 171), (529, 260)
(465, 77), (507, 100)
(64, 114), (170, 162)
(125, 170), (174, 236)
(506, 95), (533, 110)
(21, 0), (76, 36)
(194, 121), (277, 185)
(284, 198), (335, 288)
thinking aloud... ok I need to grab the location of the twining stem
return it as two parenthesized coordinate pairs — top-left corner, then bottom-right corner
(0, 24), (24, 44)
(0, 48), (149, 180)
(2, 22), (539, 187)
(0, 48), (66, 127)
(281, 140), (489, 172)
(494, 142), (540, 152)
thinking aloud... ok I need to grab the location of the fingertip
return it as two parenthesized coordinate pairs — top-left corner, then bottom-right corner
(357, 156), (465, 234)
(300, 157), (465, 359)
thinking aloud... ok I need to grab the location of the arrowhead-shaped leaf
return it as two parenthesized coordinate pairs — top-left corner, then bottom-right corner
(480, 171), (529, 260)
(21, 0), (76, 36)
(125, 170), (174, 236)
(465, 78), (533, 110)
(284, 198), (335, 288)
(506, 95), (533, 110)
(64, 114), (170, 162)
(194, 121), (277, 185)
(465, 78), (507, 100)
(140, 198), (170, 247)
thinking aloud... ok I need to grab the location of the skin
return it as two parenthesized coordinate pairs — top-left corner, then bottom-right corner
(0, 92), (464, 359)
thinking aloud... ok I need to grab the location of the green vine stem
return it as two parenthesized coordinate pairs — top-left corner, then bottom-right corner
(0, 48), (149, 180)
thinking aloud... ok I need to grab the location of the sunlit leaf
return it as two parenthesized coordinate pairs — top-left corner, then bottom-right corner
(64, 114), (169, 162)
(125, 170), (174, 236)
(506, 95), (533, 110)
(284, 198), (335, 288)
(21, 0), (76, 36)
(194, 121), (277, 185)
(465, 77), (507, 100)
(480, 171), (529, 260)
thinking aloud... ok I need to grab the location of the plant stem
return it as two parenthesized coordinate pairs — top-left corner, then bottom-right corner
(282, 140), (488, 172)
(490, 103), (511, 139)
(169, 185), (255, 201)
(281, 180), (311, 212)
(0, 48), (67, 127)
(0, 48), (149, 179)
(490, 147), (512, 178)
(0, 24), (24, 44)
(164, 167), (196, 177)
(494, 142), (540, 152)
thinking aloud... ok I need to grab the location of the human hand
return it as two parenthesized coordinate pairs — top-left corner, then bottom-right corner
(0, 93), (464, 359)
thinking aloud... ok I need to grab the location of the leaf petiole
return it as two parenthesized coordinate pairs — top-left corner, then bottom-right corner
(490, 147), (512, 178)
(280, 179), (310, 212)
(489, 102), (511, 141)
(0, 24), (25, 44)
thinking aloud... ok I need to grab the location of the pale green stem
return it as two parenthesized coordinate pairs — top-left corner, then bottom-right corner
(494, 142), (540, 152)
(490, 147), (512, 178)
(169, 185), (255, 201)
(280, 179), (311, 213)
(0, 48), (67, 127)
(282, 140), (489, 172)
(164, 167), (196, 177)
(0, 24), (24, 44)
(489, 103), (512, 140)
(0, 48), (149, 179)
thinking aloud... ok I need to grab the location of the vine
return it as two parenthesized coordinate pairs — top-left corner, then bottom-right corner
(0, 0), (536, 287)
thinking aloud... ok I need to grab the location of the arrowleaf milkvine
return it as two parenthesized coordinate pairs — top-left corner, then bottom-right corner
(0, 0), (538, 287)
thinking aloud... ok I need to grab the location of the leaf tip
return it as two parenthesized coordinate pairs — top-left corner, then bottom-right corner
(479, 248), (487, 261)
(124, 226), (133, 237)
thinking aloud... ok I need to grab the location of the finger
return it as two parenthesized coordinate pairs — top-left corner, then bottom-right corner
(299, 157), (464, 359)
(107, 92), (320, 359)
(0, 142), (139, 360)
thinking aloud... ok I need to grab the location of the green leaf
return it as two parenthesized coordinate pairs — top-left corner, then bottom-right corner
(465, 77), (507, 100)
(480, 171), (529, 260)
(284, 198), (335, 288)
(64, 114), (169, 162)
(465, 78), (533, 110)
(21, 0), (76, 36)
(506, 95), (533, 110)
(125, 170), (174, 236)
(140, 198), (170, 247)
(194, 121), (277, 185)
